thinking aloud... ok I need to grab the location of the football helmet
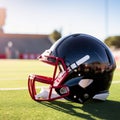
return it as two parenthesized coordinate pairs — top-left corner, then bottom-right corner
(28, 33), (116, 103)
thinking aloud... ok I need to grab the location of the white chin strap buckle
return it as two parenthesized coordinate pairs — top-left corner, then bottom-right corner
(93, 92), (109, 101)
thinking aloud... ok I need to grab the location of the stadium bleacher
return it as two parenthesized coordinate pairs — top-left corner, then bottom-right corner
(0, 33), (52, 59)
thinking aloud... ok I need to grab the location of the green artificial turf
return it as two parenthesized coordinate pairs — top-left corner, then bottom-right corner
(0, 60), (120, 120)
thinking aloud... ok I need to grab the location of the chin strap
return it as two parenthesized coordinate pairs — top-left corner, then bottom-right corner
(93, 91), (109, 101)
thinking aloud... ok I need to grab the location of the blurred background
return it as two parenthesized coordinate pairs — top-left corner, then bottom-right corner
(0, 0), (120, 60)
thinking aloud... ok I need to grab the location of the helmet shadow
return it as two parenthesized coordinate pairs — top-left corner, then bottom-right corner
(82, 100), (120, 120)
(40, 100), (120, 120)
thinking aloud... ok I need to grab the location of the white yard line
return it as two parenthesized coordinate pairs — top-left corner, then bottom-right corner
(0, 87), (28, 91)
(112, 80), (120, 84)
(0, 81), (120, 91)
(0, 78), (26, 80)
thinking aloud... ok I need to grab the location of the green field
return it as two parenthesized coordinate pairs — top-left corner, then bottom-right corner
(0, 60), (120, 120)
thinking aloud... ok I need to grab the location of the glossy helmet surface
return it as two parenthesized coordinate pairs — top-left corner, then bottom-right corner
(28, 33), (116, 103)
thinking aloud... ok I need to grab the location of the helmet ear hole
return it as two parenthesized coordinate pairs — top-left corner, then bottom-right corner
(78, 79), (93, 88)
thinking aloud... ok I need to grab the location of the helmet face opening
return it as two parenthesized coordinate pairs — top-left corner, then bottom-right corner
(28, 51), (70, 101)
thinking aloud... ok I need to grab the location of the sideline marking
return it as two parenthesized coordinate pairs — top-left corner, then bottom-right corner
(0, 81), (120, 91)
(0, 87), (28, 91)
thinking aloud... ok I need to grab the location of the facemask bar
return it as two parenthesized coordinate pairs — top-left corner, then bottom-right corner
(28, 54), (70, 101)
